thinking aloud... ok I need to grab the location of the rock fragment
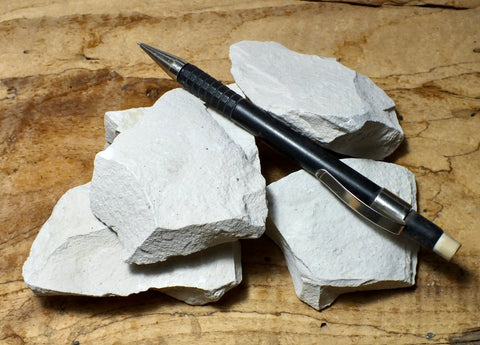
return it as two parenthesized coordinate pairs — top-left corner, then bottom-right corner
(22, 183), (242, 304)
(90, 88), (267, 264)
(105, 106), (148, 145)
(266, 159), (418, 310)
(104, 85), (260, 170)
(206, 84), (261, 171)
(230, 41), (403, 159)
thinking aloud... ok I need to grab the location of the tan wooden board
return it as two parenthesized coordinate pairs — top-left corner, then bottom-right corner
(1, 1), (479, 344)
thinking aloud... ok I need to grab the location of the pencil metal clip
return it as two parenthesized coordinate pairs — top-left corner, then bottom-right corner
(315, 169), (410, 235)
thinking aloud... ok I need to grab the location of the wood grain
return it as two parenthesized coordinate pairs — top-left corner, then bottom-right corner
(1, 1), (479, 344)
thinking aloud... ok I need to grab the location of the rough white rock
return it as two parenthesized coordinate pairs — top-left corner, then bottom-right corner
(104, 85), (260, 170)
(22, 183), (242, 304)
(105, 107), (148, 145)
(266, 159), (418, 310)
(206, 84), (261, 171)
(90, 88), (267, 264)
(230, 41), (403, 159)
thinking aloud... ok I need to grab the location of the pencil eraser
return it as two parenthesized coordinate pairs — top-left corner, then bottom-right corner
(433, 233), (461, 261)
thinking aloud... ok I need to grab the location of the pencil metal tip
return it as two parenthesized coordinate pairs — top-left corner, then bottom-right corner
(137, 42), (187, 79)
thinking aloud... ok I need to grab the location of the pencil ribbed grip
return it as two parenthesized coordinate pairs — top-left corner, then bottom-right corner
(177, 64), (243, 117)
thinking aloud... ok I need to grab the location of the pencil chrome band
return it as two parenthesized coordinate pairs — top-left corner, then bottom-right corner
(316, 169), (409, 235)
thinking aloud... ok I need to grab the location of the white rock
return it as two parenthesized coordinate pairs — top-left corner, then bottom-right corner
(104, 85), (260, 170)
(22, 183), (242, 304)
(105, 107), (148, 145)
(266, 159), (418, 310)
(206, 84), (261, 171)
(90, 88), (267, 264)
(230, 41), (403, 159)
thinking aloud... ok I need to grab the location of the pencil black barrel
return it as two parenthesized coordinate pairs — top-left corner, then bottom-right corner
(403, 211), (443, 248)
(232, 100), (381, 204)
(177, 64), (243, 116)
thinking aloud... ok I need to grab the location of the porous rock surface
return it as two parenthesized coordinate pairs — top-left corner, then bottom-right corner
(266, 158), (418, 310)
(22, 183), (242, 304)
(90, 88), (267, 264)
(230, 41), (403, 159)
(105, 106), (148, 145)
(206, 84), (261, 171)
(105, 84), (260, 170)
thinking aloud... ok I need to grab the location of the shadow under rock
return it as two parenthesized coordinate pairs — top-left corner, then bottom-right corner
(213, 235), (288, 311)
(384, 138), (410, 163)
(37, 239), (278, 314)
(335, 249), (473, 310)
(334, 284), (417, 310)
(38, 289), (178, 316)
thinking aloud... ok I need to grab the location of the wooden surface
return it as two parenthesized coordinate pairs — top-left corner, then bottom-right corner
(1, 1), (480, 344)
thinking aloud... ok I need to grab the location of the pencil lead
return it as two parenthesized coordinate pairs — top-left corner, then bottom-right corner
(137, 42), (187, 79)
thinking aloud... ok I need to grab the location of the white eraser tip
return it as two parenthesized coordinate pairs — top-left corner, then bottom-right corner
(433, 233), (461, 261)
